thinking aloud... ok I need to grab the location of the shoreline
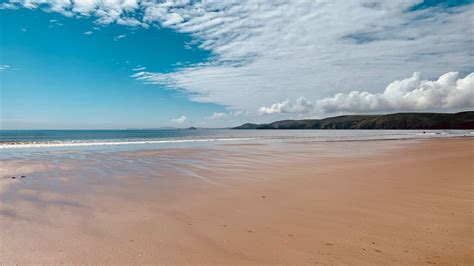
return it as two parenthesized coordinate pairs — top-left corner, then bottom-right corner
(0, 138), (473, 264)
(0, 131), (472, 150)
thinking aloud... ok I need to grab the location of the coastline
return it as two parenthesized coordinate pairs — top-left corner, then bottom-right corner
(1, 129), (472, 150)
(0, 138), (473, 264)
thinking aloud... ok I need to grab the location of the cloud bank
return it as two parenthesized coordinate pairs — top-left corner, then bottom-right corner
(318, 72), (474, 113)
(4, 0), (474, 116)
(258, 97), (314, 115)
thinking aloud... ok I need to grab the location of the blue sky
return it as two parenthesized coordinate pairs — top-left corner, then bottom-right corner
(1, 9), (226, 129)
(1, 0), (473, 129)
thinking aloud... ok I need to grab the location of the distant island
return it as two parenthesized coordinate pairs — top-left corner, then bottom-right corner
(233, 111), (474, 130)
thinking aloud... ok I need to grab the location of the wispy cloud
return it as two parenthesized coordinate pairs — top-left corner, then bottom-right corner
(4, 0), (474, 116)
(0, 2), (17, 9)
(207, 110), (245, 119)
(83, 31), (93, 35)
(132, 66), (146, 71)
(0, 64), (11, 71)
(206, 112), (227, 120)
(113, 34), (126, 41)
(48, 19), (63, 27)
(130, 1), (472, 114)
(117, 17), (147, 28)
(171, 115), (187, 124)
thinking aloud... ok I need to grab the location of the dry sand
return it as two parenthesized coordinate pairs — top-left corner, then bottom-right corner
(0, 138), (473, 264)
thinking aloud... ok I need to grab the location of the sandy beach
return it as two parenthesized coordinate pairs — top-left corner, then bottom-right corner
(0, 138), (473, 264)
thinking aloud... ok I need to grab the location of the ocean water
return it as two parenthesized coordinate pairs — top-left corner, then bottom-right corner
(1, 129), (472, 151)
(0, 129), (473, 180)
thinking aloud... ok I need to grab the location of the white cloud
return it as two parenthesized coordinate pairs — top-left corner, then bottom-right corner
(4, 0), (474, 116)
(259, 97), (314, 115)
(83, 31), (93, 35)
(129, 1), (472, 114)
(0, 65), (10, 71)
(206, 112), (227, 120)
(161, 12), (184, 26)
(318, 72), (474, 113)
(113, 34), (126, 41)
(171, 115), (187, 124)
(132, 66), (146, 71)
(117, 17), (147, 27)
(48, 19), (63, 27)
(0, 2), (17, 9)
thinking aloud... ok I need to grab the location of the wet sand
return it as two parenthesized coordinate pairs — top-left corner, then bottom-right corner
(0, 138), (473, 264)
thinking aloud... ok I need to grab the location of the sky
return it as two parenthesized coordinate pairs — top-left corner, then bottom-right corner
(0, 0), (473, 129)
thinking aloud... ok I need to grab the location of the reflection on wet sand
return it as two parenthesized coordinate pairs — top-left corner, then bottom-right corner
(0, 138), (473, 264)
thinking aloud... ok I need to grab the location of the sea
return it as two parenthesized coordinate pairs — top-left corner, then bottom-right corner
(1, 129), (472, 152)
(1, 129), (472, 180)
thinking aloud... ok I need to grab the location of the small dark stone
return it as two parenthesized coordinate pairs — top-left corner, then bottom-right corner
(288, 234), (294, 237)
(262, 196), (266, 198)
(21, 175), (26, 178)
(247, 230), (254, 233)
(11, 176), (16, 179)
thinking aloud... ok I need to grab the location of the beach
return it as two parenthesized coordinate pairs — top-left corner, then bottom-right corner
(0, 137), (473, 264)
